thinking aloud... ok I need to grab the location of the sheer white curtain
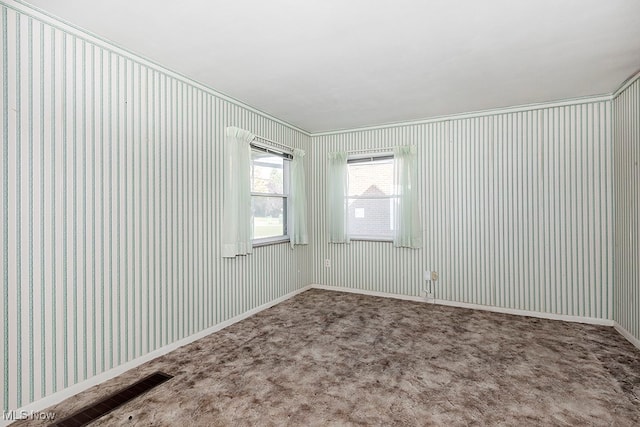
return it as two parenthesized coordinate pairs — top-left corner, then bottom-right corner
(290, 148), (309, 247)
(327, 151), (350, 243)
(222, 126), (255, 258)
(393, 145), (422, 248)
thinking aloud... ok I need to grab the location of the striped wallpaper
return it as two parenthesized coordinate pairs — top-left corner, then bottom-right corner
(310, 101), (614, 320)
(0, 2), (310, 411)
(613, 75), (640, 344)
(2, 0), (638, 416)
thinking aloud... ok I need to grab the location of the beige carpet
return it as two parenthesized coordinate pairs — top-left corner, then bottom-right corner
(15, 289), (640, 426)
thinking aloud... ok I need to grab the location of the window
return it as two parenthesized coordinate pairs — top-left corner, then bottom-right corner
(347, 155), (396, 240)
(250, 147), (291, 245)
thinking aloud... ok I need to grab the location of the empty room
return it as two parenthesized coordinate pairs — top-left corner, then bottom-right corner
(2, 0), (640, 425)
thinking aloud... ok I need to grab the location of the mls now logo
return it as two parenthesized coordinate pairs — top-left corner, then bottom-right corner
(2, 410), (56, 421)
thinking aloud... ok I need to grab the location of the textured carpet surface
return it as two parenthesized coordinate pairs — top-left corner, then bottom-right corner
(15, 289), (640, 426)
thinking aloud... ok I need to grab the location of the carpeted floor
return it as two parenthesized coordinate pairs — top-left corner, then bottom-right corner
(16, 289), (640, 426)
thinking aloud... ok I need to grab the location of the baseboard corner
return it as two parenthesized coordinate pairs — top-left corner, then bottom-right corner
(613, 322), (640, 351)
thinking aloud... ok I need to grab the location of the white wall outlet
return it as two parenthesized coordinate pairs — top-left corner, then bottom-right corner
(324, 259), (331, 268)
(424, 269), (430, 281)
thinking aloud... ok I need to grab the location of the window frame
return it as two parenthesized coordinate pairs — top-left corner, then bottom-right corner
(346, 153), (396, 242)
(250, 144), (292, 247)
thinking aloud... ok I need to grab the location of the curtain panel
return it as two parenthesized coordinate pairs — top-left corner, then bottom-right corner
(327, 151), (350, 243)
(290, 148), (309, 247)
(222, 126), (255, 257)
(393, 145), (422, 248)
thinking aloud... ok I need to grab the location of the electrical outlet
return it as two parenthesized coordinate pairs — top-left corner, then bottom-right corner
(324, 259), (331, 268)
(424, 269), (430, 281)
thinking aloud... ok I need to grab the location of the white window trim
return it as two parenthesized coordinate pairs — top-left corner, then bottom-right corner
(349, 236), (394, 242)
(346, 154), (396, 243)
(252, 235), (290, 247)
(250, 147), (291, 247)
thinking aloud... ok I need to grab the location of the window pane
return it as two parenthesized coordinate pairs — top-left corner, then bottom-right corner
(348, 159), (393, 197)
(251, 151), (284, 194)
(347, 197), (394, 238)
(252, 196), (285, 239)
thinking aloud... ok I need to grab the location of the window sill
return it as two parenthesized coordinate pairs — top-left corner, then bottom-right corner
(252, 237), (290, 248)
(349, 237), (393, 243)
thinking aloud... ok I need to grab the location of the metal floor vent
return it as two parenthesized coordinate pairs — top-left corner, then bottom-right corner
(53, 372), (173, 427)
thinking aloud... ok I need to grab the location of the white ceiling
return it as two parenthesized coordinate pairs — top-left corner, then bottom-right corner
(26, 0), (640, 133)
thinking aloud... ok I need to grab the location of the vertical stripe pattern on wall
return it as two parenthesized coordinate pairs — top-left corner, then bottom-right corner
(613, 75), (640, 343)
(2, 5), (9, 412)
(309, 101), (613, 320)
(0, 3), (310, 412)
(1, 0), (634, 415)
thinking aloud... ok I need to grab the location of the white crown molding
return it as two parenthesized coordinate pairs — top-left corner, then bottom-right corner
(310, 93), (613, 137)
(612, 69), (640, 99)
(3, 0), (311, 137)
(6, 0), (636, 138)
(7, 1), (639, 138)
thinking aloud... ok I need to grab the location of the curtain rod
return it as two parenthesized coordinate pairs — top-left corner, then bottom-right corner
(347, 147), (395, 155)
(253, 135), (294, 154)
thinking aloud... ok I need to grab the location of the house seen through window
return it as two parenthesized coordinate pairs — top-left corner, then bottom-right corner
(347, 155), (396, 240)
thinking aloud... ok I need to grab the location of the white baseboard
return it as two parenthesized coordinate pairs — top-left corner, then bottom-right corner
(8, 283), (638, 426)
(4, 285), (312, 427)
(311, 284), (427, 303)
(429, 297), (614, 326)
(310, 285), (640, 351)
(613, 322), (640, 351)
(310, 284), (615, 326)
